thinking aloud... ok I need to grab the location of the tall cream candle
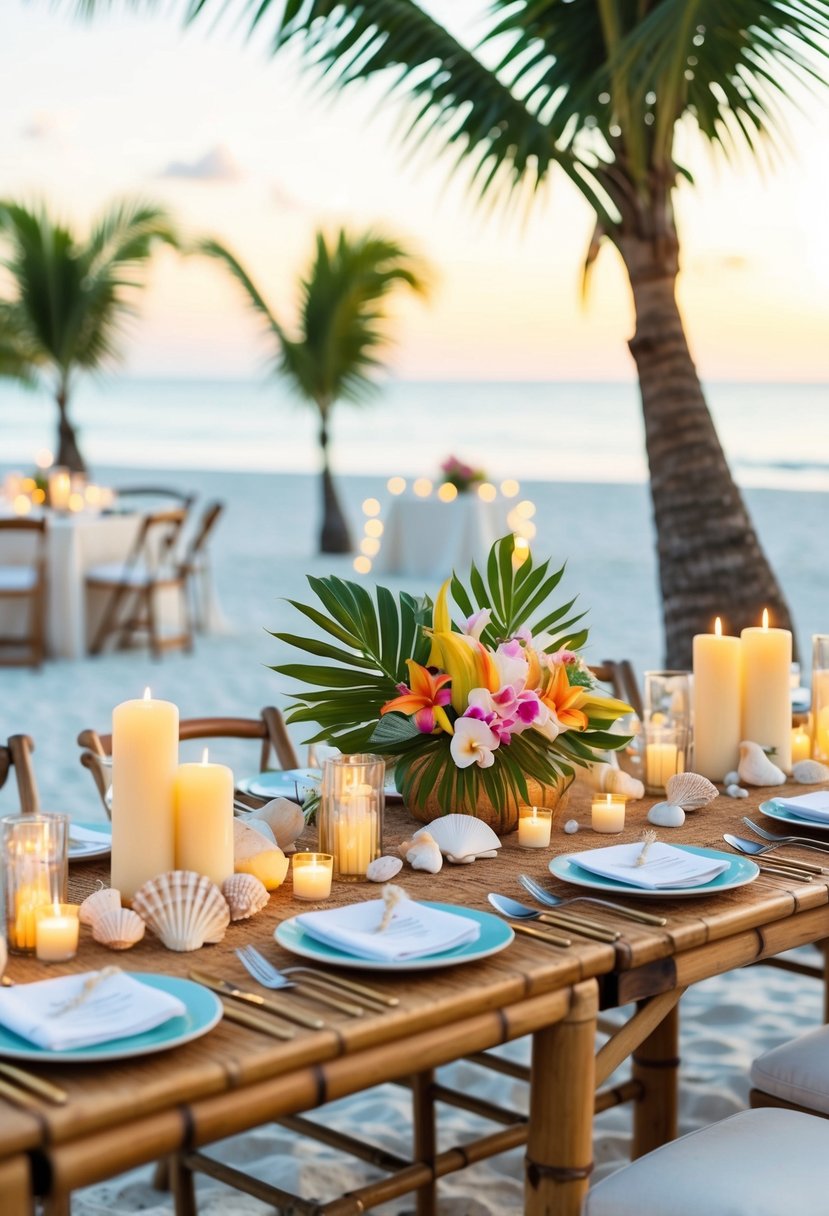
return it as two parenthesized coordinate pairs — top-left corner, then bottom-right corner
(111, 688), (179, 900)
(174, 748), (234, 886)
(741, 610), (792, 774)
(693, 617), (742, 781)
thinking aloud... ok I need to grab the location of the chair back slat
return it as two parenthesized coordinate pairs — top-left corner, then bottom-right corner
(588, 660), (643, 720)
(7, 735), (40, 814)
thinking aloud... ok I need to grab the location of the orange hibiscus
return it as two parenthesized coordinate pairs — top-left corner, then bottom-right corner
(381, 660), (453, 735)
(540, 662), (588, 732)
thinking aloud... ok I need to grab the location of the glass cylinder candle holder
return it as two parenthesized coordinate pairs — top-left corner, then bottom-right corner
(812, 635), (829, 764)
(35, 904), (80, 962)
(644, 724), (688, 796)
(2, 814), (68, 955)
(292, 853), (334, 901)
(319, 754), (385, 880)
(591, 793), (626, 834)
(644, 670), (693, 730)
(518, 806), (553, 848)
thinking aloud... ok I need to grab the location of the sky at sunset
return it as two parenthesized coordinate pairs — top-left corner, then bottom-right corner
(2, 0), (828, 383)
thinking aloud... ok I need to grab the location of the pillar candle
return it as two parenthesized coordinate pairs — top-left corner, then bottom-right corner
(174, 748), (234, 886)
(741, 611), (792, 774)
(813, 670), (829, 763)
(693, 617), (742, 781)
(111, 688), (179, 901)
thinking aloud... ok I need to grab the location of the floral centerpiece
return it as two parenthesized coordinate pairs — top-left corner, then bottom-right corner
(274, 536), (631, 830)
(439, 455), (486, 494)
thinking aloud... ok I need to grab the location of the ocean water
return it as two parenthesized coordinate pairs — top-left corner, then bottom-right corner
(1, 377), (828, 490)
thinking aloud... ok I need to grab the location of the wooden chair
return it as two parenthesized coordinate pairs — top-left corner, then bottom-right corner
(0, 735), (41, 813)
(77, 706), (300, 818)
(588, 659), (643, 720)
(0, 517), (47, 667)
(179, 500), (224, 632)
(114, 486), (196, 512)
(85, 507), (192, 659)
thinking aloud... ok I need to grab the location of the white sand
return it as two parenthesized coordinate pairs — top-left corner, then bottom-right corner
(0, 466), (826, 1212)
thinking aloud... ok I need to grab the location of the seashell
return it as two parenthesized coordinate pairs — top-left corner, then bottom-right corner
(366, 855), (403, 883)
(133, 870), (230, 952)
(249, 798), (305, 852)
(726, 784), (749, 798)
(793, 759), (829, 785)
(79, 886), (121, 927)
(582, 761), (645, 801)
(724, 771), (740, 787)
(563, 819), (580, 835)
(235, 848), (290, 891)
(647, 802), (685, 828)
(234, 818), (276, 861)
(403, 832), (443, 874)
(92, 907), (145, 950)
(665, 772), (718, 811)
(738, 741), (786, 787)
(413, 815), (501, 864)
(222, 873), (269, 921)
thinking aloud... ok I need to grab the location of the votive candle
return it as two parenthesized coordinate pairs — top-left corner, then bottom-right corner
(791, 725), (811, 766)
(518, 806), (553, 848)
(292, 853), (333, 901)
(35, 904), (79, 962)
(591, 794), (626, 834)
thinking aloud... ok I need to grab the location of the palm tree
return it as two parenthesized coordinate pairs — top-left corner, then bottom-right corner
(202, 228), (429, 553)
(0, 200), (179, 472)
(76, 0), (829, 665)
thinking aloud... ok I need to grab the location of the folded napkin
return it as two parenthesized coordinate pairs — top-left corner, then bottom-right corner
(0, 970), (186, 1051)
(568, 842), (730, 890)
(772, 792), (829, 823)
(296, 898), (480, 962)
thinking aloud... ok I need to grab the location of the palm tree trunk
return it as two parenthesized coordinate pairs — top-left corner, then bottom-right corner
(318, 418), (352, 554)
(616, 229), (794, 668)
(55, 386), (86, 474)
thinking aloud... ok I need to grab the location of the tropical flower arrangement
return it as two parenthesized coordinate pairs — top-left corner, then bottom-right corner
(439, 454), (486, 493)
(273, 535), (631, 826)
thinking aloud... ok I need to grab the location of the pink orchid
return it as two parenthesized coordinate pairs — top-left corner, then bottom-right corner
(462, 608), (492, 641)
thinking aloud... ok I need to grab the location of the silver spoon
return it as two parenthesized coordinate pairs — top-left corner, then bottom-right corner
(518, 873), (668, 927)
(723, 833), (824, 877)
(487, 893), (620, 943)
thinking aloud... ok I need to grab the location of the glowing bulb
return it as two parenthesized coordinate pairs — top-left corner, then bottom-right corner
(32, 488), (46, 505)
(477, 482), (496, 502)
(438, 482), (458, 502)
(68, 492), (85, 512)
(360, 537), (381, 556)
(365, 518), (384, 538)
(353, 556), (372, 574)
(12, 494), (31, 516)
(516, 500), (536, 519)
(387, 476), (406, 495)
(500, 479), (520, 498)
(362, 497), (381, 517)
(520, 521), (536, 540)
(413, 478), (432, 498)
(35, 449), (53, 469)
(762, 608), (769, 629)
(714, 616), (722, 636)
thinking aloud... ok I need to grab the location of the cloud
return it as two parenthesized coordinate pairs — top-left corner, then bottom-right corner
(159, 145), (244, 183)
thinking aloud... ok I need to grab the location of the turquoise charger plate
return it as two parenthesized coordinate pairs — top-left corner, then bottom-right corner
(275, 901), (514, 972)
(0, 974), (222, 1063)
(550, 844), (759, 900)
(760, 799), (829, 835)
(69, 820), (112, 862)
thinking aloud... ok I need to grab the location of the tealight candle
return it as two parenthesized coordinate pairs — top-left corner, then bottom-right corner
(35, 904), (79, 962)
(518, 806), (553, 848)
(292, 853), (333, 901)
(591, 794), (626, 834)
(791, 725), (811, 765)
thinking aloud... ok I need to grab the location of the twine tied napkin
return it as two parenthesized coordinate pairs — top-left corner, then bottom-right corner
(772, 792), (829, 823)
(569, 842), (730, 890)
(296, 898), (480, 962)
(0, 970), (186, 1051)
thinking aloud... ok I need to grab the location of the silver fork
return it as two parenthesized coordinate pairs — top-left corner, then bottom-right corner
(235, 947), (365, 1017)
(743, 817), (829, 855)
(518, 874), (668, 927)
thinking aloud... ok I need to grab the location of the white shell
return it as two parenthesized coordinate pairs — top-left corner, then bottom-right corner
(665, 772), (718, 811)
(647, 802), (685, 828)
(582, 761), (645, 801)
(221, 873), (269, 921)
(366, 856), (403, 882)
(234, 818), (276, 861)
(563, 819), (580, 835)
(92, 907), (145, 950)
(724, 771), (740, 787)
(793, 759), (829, 784)
(133, 870), (230, 952)
(726, 784), (749, 798)
(79, 887), (121, 927)
(413, 815), (501, 864)
(738, 741), (786, 787)
(249, 797), (305, 851)
(403, 833), (443, 874)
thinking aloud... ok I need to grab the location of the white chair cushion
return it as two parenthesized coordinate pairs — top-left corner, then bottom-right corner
(0, 565), (37, 592)
(584, 1109), (829, 1216)
(751, 1024), (829, 1114)
(86, 562), (151, 587)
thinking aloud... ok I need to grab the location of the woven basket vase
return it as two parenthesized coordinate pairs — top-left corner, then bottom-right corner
(407, 770), (571, 835)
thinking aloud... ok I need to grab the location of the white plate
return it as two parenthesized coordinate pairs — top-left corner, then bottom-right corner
(69, 820), (112, 862)
(275, 902), (513, 971)
(549, 845), (759, 899)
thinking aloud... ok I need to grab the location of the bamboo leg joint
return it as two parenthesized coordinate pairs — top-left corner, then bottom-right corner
(525, 1158), (594, 1185)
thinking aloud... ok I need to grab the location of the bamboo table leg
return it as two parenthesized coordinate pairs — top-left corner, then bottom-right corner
(412, 1070), (437, 1216)
(0, 1156), (33, 1216)
(525, 979), (598, 1216)
(631, 999), (679, 1158)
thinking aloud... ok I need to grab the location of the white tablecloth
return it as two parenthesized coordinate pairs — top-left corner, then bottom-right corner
(374, 495), (508, 579)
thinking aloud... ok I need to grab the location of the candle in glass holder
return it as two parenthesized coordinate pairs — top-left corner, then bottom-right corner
(35, 904), (79, 962)
(591, 794), (626, 834)
(791, 725), (811, 765)
(320, 755), (385, 880)
(518, 806), (553, 848)
(644, 723), (686, 794)
(292, 853), (333, 900)
(2, 814), (68, 954)
(174, 747), (234, 885)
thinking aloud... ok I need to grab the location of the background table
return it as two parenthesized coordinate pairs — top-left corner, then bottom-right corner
(374, 495), (508, 578)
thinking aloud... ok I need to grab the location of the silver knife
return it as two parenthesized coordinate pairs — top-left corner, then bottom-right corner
(189, 970), (325, 1031)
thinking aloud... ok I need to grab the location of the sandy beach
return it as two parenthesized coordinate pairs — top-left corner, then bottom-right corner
(0, 464), (826, 1213)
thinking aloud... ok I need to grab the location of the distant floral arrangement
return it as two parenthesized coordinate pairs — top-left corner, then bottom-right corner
(440, 455), (486, 494)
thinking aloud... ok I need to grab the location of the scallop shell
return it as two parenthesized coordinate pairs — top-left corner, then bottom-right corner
(79, 886), (122, 927)
(366, 855), (403, 882)
(413, 814), (501, 864)
(403, 833), (443, 874)
(582, 761), (645, 801)
(249, 798), (305, 852)
(221, 873), (269, 921)
(665, 772), (718, 811)
(92, 907), (145, 950)
(793, 759), (829, 784)
(132, 870), (230, 952)
(738, 741), (786, 787)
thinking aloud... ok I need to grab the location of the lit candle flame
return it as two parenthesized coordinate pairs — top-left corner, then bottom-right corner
(762, 608), (769, 630)
(714, 616), (722, 636)
(143, 687), (151, 701)
(201, 747), (210, 765)
(605, 793), (612, 805)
